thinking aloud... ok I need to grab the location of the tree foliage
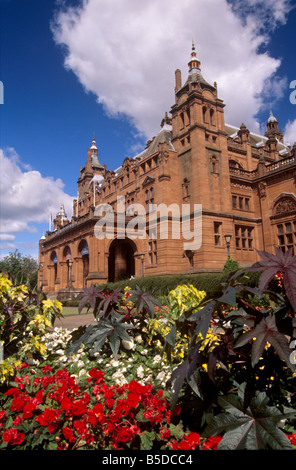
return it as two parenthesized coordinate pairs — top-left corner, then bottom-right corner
(0, 250), (38, 288)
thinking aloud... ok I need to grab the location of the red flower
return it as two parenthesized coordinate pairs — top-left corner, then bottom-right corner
(286, 434), (296, 446)
(71, 399), (88, 416)
(74, 419), (88, 435)
(88, 368), (105, 383)
(88, 403), (105, 425)
(201, 436), (222, 450)
(3, 428), (25, 445)
(63, 426), (76, 443)
(185, 432), (200, 447)
(12, 416), (22, 426)
(116, 426), (134, 443)
(160, 427), (171, 440)
(22, 401), (38, 419)
(60, 396), (73, 412)
(5, 387), (21, 397)
(125, 391), (140, 410)
(10, 395), (29, 413)
(35, 408), (61, 426)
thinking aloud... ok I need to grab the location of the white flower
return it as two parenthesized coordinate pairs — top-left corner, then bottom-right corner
(136, 366), (145, 378)
(111, 360), (119, 367)
(55, 349), (65, 356)
(122, 339), (135, 350)
(153, 355), (161, 364)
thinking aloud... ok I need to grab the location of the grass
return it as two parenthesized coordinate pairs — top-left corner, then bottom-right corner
(62, 306), (93, 316)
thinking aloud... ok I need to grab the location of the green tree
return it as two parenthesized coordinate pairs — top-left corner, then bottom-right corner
(0, 250), (38, 288)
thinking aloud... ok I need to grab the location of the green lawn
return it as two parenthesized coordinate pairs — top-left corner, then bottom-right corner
(62, 306), (93, 316)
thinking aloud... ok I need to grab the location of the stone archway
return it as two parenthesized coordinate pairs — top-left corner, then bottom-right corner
(108, 238), (136, 283)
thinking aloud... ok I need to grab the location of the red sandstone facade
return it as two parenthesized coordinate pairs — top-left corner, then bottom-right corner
(38, 46), (296, 299)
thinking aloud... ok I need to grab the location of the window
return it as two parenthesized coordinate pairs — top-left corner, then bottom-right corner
(148, 240), (157, 265)
(214, 222), (222, 246)
(202, 106), (207, 123)
(232, 195), (251, 211)
(235, 225), (254, 250)
(210, 109), (215, 125)
(277, 222), (296, 254)
(180, 112), (185, 128)
(145, 187), (155, 212)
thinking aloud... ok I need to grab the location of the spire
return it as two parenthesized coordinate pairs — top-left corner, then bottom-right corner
(90, 134), (97, 150)
(188, 41), (201, 74)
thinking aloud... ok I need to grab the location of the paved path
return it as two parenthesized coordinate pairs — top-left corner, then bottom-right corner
(53, 313), (97, 330)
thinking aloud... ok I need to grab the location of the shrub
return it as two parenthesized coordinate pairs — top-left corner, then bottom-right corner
(0, 272), (63, 383)
(161, 248), (296, 449)
(222, 256), (239, 273)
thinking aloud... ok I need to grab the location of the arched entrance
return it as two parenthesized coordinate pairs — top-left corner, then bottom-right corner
(108, 238), (136, 282)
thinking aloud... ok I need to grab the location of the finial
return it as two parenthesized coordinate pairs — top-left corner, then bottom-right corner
(90, 133), (98, 150)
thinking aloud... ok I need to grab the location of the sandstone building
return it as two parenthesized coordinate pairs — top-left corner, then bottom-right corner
(38, 45), (296, 298)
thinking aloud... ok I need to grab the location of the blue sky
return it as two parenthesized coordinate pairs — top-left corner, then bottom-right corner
(0, 0), (295, 260)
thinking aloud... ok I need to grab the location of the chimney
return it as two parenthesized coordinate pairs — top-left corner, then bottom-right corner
(175, 69), (182, 93)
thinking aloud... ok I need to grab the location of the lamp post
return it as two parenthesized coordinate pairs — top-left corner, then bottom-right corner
(139, 253), (145, 278)
(224, 233), (232, 257)
(68, 259), (73, 287)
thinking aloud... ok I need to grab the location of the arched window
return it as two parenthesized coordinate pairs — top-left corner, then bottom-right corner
(79, 240), (89, 286)
(272, 196), (296, 254)
(229, 159), (242, 169)
(210, 108), (215, 125)
(51, 251), (58, 282)
(202, 106), (207, 123)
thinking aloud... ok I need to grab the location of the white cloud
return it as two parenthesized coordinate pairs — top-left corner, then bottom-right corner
(0, 148), (74, 249)
(284, 119), (296, 146)
(51, 0), (293, 139)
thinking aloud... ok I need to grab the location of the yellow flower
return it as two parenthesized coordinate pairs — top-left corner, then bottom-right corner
(32, 314), (52, 327)
(42, 299), (63, 314)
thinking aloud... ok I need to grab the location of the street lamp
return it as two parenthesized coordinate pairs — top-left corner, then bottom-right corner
(139, 253), (145, 278)
(224, 233), (232, 257)
(68, 259), (73, 287)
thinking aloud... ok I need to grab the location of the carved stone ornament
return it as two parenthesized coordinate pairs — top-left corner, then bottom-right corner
(258, 181), (267, 199)
(274, 196), (296, 215)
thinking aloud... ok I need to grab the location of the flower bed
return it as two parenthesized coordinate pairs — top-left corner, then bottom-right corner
(1, 248), (296, 450)
(0, 363), (221, 450)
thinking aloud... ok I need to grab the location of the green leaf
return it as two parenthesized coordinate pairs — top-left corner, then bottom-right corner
(202, 385), (296, 450)
(140, 431), (156, 450)
(169, 423), (184, 439)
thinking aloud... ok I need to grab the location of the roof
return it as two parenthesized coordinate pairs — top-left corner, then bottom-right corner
(225, 123), (290, 155)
